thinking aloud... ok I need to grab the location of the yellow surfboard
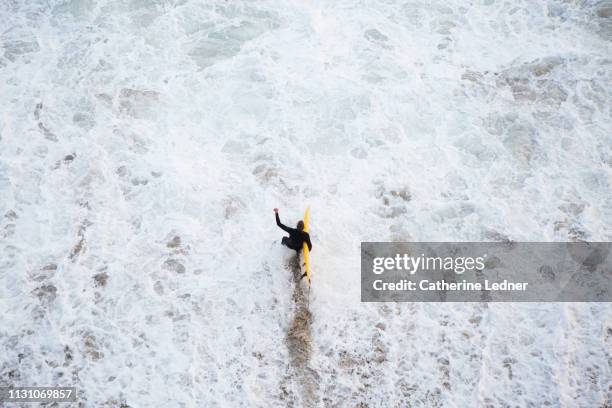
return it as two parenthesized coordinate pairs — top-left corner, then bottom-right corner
(302, 206), (311, 286)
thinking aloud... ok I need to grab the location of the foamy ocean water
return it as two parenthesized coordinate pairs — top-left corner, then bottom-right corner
(1, 0), (611, 406)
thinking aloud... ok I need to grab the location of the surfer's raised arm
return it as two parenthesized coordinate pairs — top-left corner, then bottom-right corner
(274, 208), (293, 233)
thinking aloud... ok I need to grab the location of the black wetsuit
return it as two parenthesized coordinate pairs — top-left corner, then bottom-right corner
(276, 213), (312, 252)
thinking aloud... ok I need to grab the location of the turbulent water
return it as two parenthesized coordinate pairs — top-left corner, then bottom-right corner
(1, 0), (611, 406)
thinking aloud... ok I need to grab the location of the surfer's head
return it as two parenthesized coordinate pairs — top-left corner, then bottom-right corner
(296, 220), (304, 231)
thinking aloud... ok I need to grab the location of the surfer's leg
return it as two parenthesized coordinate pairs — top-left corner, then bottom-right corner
(296, 249), (306, 280)
(282, 237), (302, 251)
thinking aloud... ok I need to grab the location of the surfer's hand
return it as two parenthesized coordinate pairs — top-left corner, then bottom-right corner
(273, 208), (278, 213)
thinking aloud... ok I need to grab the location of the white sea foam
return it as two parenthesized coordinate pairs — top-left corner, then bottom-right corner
(1, 0), (610, 406)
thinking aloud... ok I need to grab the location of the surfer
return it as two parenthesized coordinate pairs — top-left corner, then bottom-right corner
(274, 208), (312, 255)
